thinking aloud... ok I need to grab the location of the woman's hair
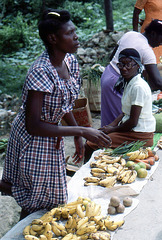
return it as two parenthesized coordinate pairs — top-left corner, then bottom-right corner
(38, 8), (71, 48)
(145, 19), (162, 35)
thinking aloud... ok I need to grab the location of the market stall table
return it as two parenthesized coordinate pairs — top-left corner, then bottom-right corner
(1, 148), (161, 240)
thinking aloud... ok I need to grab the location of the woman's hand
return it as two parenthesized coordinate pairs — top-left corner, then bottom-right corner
(99, 125), (114, 134)
(72, 136), (84, 164)
(82, 128), (112, 149)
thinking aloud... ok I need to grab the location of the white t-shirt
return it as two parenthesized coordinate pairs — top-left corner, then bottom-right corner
(111, 31), (156, 74)
(121, 74), (156, 132)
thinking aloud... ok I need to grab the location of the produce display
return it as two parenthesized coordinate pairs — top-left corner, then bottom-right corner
(23, 197), (124, 240)
(83, 146), (159, 187)
(22, 142), (160, 240)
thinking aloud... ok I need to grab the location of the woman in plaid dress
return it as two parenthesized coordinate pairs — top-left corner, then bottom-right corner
(1, 9), (111, 219)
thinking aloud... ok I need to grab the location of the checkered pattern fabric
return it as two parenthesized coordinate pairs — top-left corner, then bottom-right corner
(2, 51), (81, 213)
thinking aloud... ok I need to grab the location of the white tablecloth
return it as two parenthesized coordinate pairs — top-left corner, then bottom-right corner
(1, 149), (160, 240)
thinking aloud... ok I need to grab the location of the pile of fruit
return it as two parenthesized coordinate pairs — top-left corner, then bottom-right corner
(23, 197), (124, 240)
(83, 147), (159, 187)
(108, 196), (132, 215)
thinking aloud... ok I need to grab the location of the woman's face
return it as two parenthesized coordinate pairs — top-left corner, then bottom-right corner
(117, 57), (139, 80)
(54, 20), (80, 54)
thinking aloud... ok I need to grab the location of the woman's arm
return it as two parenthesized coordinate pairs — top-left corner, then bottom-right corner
(101, 105), (142, 134)
(25, 90), (111, 148)
(133, 7), (142, 31)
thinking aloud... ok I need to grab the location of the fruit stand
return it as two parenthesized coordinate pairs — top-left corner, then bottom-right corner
(1, 141), (162, 240)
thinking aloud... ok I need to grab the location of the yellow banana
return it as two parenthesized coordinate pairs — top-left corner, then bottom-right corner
(31, 219), (43, 225)
(127, 150), (140, 158)
(24, 235), (39, 240)
(106, 166), (119, 175)
(45, 230), (53, 240)
(71, 213), (78, 229)
(91, 168), (106, 173)
(76, 204), (85, 218)
(29, 227), (38, 236)
(117, 168), (129, 180)
(90, 161), (98, 168)
(99, 176), (117, 188)
(61, 207), (70, 219)
(91, 172), (107, 178)
(68, 207), (76, 215)
(114, 220), (125, 227)
(95, 163), (107, 171)
(50, 207), (56, 216)
(120, 158), (126, 166)
(42, 222), (52, 237)
(92, 203), (101, 216)
(76, 216), (89, 230)
(23, 224), (31, 236)
(137, 151), (146, 160)
(31, 224), (44, 232)
(92, 215), (104, 225)
(39, 235), (48, 240)
(78, 233), (89, 240)
(60, 229), (68, 237)
(83, 176), (100, 183)
(85, 202), (92, 217)
(52, 221), (65, 231)
(121, 170), (132, 184)
(76, 225), (97, 235)
(40, 212), (53, 223)
(104, 219), (114, 229)
(65, 215), (73, 229)
(52, 224), (61, 237)
(62, 233), (74, 240)
(127, 170), (137, 183)
(101, 156), (121, 164)
(66, 199), (83, 207)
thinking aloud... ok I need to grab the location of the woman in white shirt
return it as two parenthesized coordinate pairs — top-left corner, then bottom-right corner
(101, 19), (162, 127)
(84, 48), (155, 161)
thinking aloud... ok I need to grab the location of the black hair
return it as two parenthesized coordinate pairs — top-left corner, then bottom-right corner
(38, 8), (71, 48)
(145, 19), (162, 35)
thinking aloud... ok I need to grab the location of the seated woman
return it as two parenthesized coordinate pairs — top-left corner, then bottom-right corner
(84, 48), (156, 162)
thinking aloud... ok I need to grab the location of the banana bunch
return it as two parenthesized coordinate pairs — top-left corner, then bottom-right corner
(126, 148), (149, 160)
(98, 176), (117, 188)
(94, 152), (124, 165)
(117, 168), (137, 184)
(23, 196), (126, 240)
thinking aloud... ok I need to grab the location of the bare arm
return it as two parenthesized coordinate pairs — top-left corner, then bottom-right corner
(101, 105), (142, 134)
(145, 64), (162, 91)
(133, 7), (142, 31)
(25, 90), (111, 148)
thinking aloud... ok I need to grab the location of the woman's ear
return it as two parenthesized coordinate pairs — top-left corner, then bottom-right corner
(47, 34), (57, 45)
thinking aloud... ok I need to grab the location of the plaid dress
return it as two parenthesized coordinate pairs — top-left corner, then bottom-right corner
(2, 51), (81, 213)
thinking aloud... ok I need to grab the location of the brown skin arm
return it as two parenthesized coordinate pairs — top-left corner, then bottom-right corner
(100, 105), (142, 134)
(62, 111), (84, 163)
(144, 64), (162, 91)
(25, 90), (111, 147)
(133, 7), (142, 31)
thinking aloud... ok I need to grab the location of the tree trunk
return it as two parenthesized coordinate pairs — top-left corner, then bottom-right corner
(104, 0), (114, 32)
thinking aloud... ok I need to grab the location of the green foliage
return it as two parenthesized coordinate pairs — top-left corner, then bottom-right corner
(0, 0), (142, 96)
(0, 12), (35, 54)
